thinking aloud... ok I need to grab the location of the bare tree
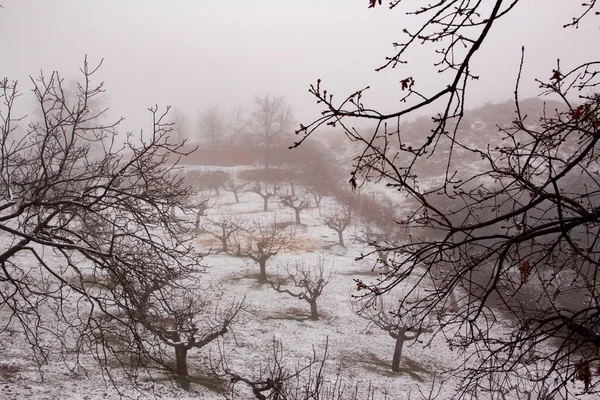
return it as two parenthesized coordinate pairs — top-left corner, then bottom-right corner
(353, 295), (431, 373)
(223, 177), (250, 203)
(251, 181), (280, 212)
(226, 104), (248, 149)
(348, 222), (397, 274)
(231, 217), (294, 283)
(279, 187), (311, 225)
(298, 156), (342, 210)
(169, 107), (191, 145)
(351, 195), (401, 245)
(251, 95), (294, 170)
(88, 267), (239, 386)
(121, 274), (246, 385)
(295, 1), (600, 397)
(320, 205), (353, 247)
(197, 104), (225, 148)
(269, 255), (332, 320)
(278, 168), (301, 197)
(202, 208), (248, 253)
(0, 59), (214, 386)
(304, 185), (327, 211)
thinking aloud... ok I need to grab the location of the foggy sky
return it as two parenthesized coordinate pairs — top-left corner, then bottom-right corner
(1, 0), (598, 135)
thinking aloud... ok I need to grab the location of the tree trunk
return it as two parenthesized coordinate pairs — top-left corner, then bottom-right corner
(196, 204), (207, 231)
(336, 229), (345, 247)
(175, 344), (188, 376)
(294, 209), (301, 225)
(233, 189), (240, 203)
(259, 259), (267, 283)
(262, 196), (269, 211)
(220, 237), (228, 253)
(220, 226), (228, 252)
(174, 344), (190, 389)
(391, 330), (407, 372)
(309, 300), (319, 320)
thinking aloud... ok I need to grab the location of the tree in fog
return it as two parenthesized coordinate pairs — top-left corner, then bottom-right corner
(287, 138), (342, 209)
(238, 168), (286, 211)
(197, 104), (225, 148)
(222, 177), (250, 203)
(251, 181), (280, 212)
(279, 187), (311, 225)
(169, 107), (191, 145)
(231, 217), (294, 283)
(348, 194), (401, 245)
(319, 205), (352, 247)
(251, 95), (294, 170)
(269, 255), (332, 320)
(202, 208), (249, 253)
(301, 162), (341, 210)
(0, 59), (240, 386)
(226, 104), (248, 148)
(296, 1), (600, 397)
(191, 170), (229, 196)
(279, 168), (302, 197)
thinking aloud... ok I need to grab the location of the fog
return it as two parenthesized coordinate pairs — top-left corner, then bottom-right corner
(1, 2), (600, 398)
(1, 0), (597, 133)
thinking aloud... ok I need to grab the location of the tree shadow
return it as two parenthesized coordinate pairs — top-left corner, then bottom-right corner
(340, 350), (431, 382)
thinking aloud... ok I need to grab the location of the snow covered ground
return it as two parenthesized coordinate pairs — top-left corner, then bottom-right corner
(0, 176), (592, 399)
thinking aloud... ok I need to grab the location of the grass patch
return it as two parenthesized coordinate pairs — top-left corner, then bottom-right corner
(286, 236), (319, 253)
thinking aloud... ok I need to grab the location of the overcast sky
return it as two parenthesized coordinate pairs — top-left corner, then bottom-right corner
(1, 1), (598, 134)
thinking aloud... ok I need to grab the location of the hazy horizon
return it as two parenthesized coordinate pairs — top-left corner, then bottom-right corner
(1, 0), (597, 135)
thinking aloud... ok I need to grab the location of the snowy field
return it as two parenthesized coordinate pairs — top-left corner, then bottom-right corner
(0, 170), (593, 400)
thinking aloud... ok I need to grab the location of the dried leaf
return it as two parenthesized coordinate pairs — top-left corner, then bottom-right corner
(400, 77), (413, 91)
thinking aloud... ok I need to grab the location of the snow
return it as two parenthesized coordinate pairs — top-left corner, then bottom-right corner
(0, 177), (592, 399)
